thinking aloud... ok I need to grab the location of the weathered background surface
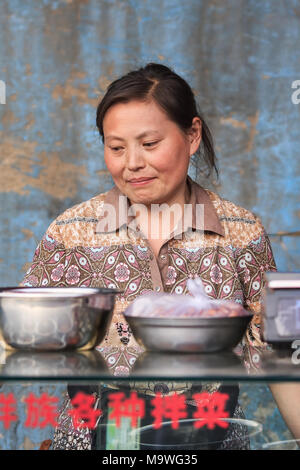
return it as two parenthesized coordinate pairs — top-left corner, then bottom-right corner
(0, 0), (299, 449)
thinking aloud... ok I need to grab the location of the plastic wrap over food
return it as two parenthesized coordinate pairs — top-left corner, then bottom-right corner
(124, 277), (250, 318)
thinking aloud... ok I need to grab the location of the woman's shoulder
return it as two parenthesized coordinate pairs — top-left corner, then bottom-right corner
(44, 191), (109, 243)
(205, 188), (258, 220)
(204, 188), (267, 245)
(55, 191), (108, 223)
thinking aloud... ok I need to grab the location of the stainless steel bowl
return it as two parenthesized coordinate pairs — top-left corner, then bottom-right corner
(124, 315), (252, 353)
(0, 287), (120, 351)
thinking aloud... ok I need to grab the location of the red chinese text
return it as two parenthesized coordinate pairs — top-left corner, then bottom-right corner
(24, 392), (59, 428)
(108, 391), (145, 428)
(0, 393), (18, 429)
(68, 391), (102, 429)
(151, 392), (187, 429)
(0, 391), (229, 430)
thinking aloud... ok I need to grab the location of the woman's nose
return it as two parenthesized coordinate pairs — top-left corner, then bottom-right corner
(126, 148), (146, 170)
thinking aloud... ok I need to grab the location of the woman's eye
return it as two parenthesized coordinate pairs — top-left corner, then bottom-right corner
(144, 141), (158, 147)
(110, 141), (158, 151)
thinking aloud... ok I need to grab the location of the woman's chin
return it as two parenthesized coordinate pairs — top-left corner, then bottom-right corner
(129, 196), (155, 207)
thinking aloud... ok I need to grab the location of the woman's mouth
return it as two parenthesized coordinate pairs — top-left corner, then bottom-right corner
(128, 177), (156, 186)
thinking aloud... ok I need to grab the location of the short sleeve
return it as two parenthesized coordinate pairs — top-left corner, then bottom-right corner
(235, 215), (277, 370)
(20, 219), (67, 288)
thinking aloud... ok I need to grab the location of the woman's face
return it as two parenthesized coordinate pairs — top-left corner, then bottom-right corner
(103, 99), (201, 206)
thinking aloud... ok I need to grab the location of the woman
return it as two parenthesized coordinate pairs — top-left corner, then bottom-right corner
(21, 63), (300, 449)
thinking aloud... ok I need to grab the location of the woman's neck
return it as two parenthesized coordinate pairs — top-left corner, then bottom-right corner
(130, 179), (191, 241)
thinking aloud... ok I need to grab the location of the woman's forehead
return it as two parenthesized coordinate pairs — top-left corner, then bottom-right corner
(103, 101), (173, 138)
(104, 99), (168, 123)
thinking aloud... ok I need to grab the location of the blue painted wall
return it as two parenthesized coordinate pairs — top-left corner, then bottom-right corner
(0, 0), (299, 449)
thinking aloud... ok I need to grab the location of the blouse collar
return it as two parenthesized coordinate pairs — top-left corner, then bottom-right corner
(96, 175), (225, 237)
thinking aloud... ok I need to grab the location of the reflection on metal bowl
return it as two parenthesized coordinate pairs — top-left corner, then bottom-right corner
(124, 315), (252, 353)
(131, 351), (243, 377)
(2, 349), (107, 377)
(0, 287), (120, 351)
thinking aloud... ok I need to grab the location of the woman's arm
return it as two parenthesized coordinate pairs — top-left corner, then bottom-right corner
(268, 383), (300, 441)
(234, 218), (300, 442)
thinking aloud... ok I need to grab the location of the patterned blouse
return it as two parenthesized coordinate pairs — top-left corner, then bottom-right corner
(20, 175), (277, 449)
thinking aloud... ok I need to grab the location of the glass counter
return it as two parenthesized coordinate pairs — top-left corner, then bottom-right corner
(0, 346), (299, 450)
(0, 346), (299, 382)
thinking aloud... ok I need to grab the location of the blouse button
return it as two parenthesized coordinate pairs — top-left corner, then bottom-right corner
(160, 255), (167, 260)
(155, 286), (161, 292)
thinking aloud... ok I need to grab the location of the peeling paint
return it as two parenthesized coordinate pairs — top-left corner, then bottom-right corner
(72, 71), (87, 80)
(96, 169), (111, 176)
(25, 64), (32, 77)
(1, 110), (20, 127)
(98, 75), (113, 92)
(220, 115), (248, 129)
(253, 402), (276, 421)
(220, 112), (259, 152)
(52, 76), (99, 107)
(0, 133), (87, 198)
(23, 436), (35, 450)
(246, 111), (259, 152)
(21, 228), (34, 240)
(24, 113), (35, 130)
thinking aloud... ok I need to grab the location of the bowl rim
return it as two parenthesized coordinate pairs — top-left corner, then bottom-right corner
(124, 314), (253, 326)
(0, 286), (123, 298)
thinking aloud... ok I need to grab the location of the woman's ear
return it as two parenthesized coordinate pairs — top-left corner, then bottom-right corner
(188, 117), (202, 155)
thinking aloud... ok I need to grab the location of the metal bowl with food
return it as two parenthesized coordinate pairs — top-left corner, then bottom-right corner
(0, 287), (120, 351)
(123, 278), (252, 353)
(124, 314), (252, 353)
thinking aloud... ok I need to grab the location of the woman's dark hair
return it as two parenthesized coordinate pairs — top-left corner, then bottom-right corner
(96, 63), (218, 179)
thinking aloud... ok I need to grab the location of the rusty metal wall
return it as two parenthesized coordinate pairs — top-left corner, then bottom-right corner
(0, 0), (299, 449)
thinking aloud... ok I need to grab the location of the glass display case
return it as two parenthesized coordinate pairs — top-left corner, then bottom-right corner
(0, 345), (299, 450)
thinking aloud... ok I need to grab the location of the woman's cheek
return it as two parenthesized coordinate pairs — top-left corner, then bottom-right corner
(151, 151), (178, 172)
(104, 154), (122, 176)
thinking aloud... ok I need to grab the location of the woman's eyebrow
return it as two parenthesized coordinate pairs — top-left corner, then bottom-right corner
(106, 130), (160, 142)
